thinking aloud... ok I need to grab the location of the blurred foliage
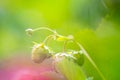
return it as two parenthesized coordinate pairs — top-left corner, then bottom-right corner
(70, 0), (108, 28)
(0, 0), (120, 80)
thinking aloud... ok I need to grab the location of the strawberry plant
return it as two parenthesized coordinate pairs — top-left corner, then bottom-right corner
(26, 27), (106, 80)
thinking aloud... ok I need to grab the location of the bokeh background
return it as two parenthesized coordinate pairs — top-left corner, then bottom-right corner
(0, 0), (120, 80)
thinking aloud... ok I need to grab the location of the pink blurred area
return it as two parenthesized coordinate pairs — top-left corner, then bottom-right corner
(0, 53), (66, 80)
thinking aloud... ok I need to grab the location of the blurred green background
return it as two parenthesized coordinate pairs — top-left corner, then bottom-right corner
(0, 0), (120, 80)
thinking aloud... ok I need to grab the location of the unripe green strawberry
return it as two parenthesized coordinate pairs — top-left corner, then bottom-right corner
(53, 50), (84, 67)
(53, 52), (86, 80)
(31, 43), (52, 63)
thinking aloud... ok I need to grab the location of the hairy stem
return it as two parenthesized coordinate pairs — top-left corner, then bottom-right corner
(33, 27), (57, 34)
(62, 40), (68, 52)
(43, 35), (55, 45)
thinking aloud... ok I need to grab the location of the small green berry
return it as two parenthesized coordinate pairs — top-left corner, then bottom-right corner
(31, 43), (52, 63)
